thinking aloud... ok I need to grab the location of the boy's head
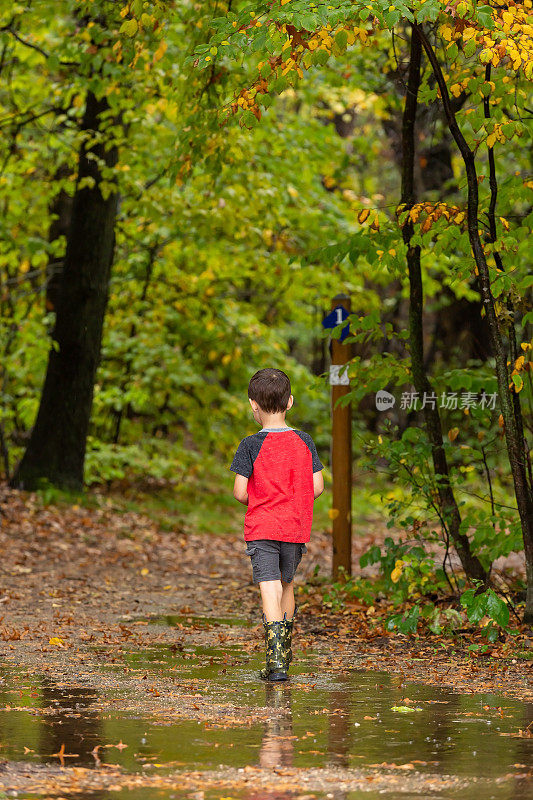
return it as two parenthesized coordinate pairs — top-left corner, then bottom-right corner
(248, 368), (293, 420)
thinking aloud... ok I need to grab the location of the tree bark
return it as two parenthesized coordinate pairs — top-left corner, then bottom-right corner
(483, 63), (527, 471)
(414, 24), (533, 622)
(400, 25), (487, 583)
(10, 91), (119, 491)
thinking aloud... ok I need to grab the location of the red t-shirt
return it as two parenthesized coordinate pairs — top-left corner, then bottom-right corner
(230, 427), (324, 543)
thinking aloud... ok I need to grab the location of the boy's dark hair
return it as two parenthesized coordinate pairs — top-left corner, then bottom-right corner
(248, 368), (291, 413)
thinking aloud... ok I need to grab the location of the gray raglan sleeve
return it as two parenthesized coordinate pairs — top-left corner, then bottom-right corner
(230, 438), (253, 478)
(302, 433), (324, 472)
(308, 436), (324, 473)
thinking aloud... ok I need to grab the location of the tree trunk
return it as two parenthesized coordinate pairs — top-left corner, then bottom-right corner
(415, 24), (533, 622)
(381, 55), (492, 370)
(400, 25), (487, 583)
(10, 91), (119, 491)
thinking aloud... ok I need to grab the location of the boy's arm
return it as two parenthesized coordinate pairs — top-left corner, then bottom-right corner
(304, 433), (324, 498)
(313, 470), (324, 499)
(230, 437), (253, 504)
(233, 474), (249, 505)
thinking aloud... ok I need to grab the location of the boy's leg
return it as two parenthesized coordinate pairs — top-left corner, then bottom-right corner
(278, 543), (307, 668)
(279, 542), (307, 601)
(280, 579), (295, 619)
(249, 542), (288, 680)
(259, 579), (284, 621)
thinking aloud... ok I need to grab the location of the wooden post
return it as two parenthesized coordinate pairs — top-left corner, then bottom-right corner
(330, 293), (352, 579)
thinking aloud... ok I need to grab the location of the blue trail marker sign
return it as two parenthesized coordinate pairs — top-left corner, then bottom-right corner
(322, 304), (350, 342)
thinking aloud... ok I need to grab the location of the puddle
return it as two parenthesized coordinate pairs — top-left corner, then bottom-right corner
(0, 622), (532, 800)
(122, 613), (254, 628)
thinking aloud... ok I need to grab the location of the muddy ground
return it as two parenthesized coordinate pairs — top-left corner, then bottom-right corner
(0, 484), (532, 798)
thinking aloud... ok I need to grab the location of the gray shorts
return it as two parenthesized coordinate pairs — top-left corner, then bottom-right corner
(245, 539), (308, 584)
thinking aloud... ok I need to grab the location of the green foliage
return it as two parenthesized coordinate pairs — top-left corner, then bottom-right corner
(419, 602), (463, 635)
(1, 1), (531, 630)
(2, 0), (360, 485)
(322, 535), (449, 620)
(359, 536), (448, 602)
(461, 586), (510, 629)
(386, 604), (420, 635)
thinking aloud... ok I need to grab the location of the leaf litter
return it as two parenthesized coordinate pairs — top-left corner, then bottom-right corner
(0, 484), (532, 797)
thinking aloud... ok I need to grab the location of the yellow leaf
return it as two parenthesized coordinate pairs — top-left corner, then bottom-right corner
(448, 427), (459, 442)
(120, 18), (138, 37)
(487, 132), (497, 148)
(20, 259), (30, 274)
(328, 508), (340, 520)
(390, 563), (403, 583)
(153, 40), (167, 62)
(140, 568), (149, 576)
(358, 208), (370, 224)
(49, 637), (64, 646)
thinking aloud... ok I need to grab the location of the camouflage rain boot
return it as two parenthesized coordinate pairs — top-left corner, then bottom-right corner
(259, 614), (289, 682)
(280, 603), (298, 666)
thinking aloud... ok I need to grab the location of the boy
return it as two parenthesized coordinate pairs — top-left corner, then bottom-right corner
(230, 368), (324, 682)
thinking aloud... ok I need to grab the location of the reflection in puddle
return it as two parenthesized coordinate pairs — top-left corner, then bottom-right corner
(260, 682), (294, 769)
(0, 632), (532, 800)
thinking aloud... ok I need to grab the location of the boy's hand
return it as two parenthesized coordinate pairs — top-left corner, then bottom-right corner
(313, 471), (324, 499)
(233, 474), (249, 505)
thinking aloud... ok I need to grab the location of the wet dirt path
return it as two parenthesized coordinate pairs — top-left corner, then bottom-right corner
(0, 624), (532, 799)
(0, 486), (532, 798)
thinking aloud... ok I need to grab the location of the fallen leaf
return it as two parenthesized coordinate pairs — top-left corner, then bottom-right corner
(391, 706), (423, 713)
